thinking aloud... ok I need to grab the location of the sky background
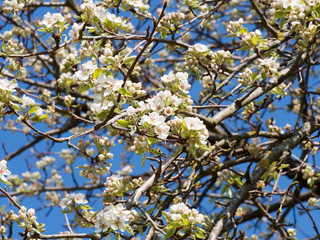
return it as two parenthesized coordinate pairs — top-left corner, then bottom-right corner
(0, 0), (320, 239)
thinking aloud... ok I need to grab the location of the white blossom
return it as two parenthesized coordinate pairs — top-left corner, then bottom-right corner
(161, 72), (175, 83)
(193, 43), (209, 53)
(140, 112), (166, 126)
(0, 79), (17, 92)
(41, 12), (64, 28)
(95, 204), (131, 232)
(60, 193), (88, 209)
(0, 160), (11, 182)
(21, 95), (35, 107)
(69, 23), (83, 39)
(73, 60), (97, 82)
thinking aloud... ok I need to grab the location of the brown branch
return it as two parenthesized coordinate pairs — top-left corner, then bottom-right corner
(208, 115), (320, 240)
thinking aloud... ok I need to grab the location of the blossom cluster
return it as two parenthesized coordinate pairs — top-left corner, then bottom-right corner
(60, 149), (76, 166)
(238, 68), (258, 86)
(17, 206), (45, 235)
(226, 18), (244, 37)
(258, 57), (280, 78)
(80, 0), (133, 33)
(170, 116), (209, 144)
(265, 118), (283, 133)
(216, 169), (243, 197)
(114, 72), (198, 156)
(125, 80), (209, 158)
(95, 204), (133, 233)
(39, 12), (67, 37)
(226, 18), (269, 53)
(60, 193), (88, 210)
(0, 39), (24, 57)
(3, 0), (24, 17)
(103, 175), (143, 203)
(102, 0), (150, 18)
(302, 165), (320, 187)
(36, 156), (56, 169)
(157, 12), (185, 38)
(78, 135), (113, 181)
(165, 202), (204, 224)
(210, 50), (232, 71)
(184, 44), (211, 75)
(307, 197), (320, 207)
(268, 0), (320, 50)
(140, 111), (170, 139)
(163, 202), (206, 238)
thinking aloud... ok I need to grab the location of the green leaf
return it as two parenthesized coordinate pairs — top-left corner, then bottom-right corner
(88, 27), (97, 33)
(141, 154), (146, 167)
(278, 164), (290, 170)
(29, 106), (40, 114)
(31, 116), (41, 122)
(114, 108), (121, 114)
(1, 42), (6, 52)
(202, 49), (211, 57)
(138, 226), (144, 236)
(288, 24), (298, 35)
(251, 36), (259, 46)
(188, 144), (198, 158)
(11, 102), (20, 112)
(118, 88), (132, 97)
(61, 209), (73, 214)
(40, 114), (48, 120)
(162, 211), (170, 221)
(181, 120), (188, 132)
(115, 233), (121, 240)
(195, 139), (209, 151)
(195, 228), (205, 238)
(117, 119), (130, 127)
(174, 146), (184, 158)
(239, 28), (248, 34)
(221, 184), (232, 197)
(146, 208), (154, 215)
(225, 34), (235, 38)
(259, 45), (269, 50)
(275, 10), (285, 19)
(31, 227), (40, 234)
(165, 228), (176, 238)
(178, 91), (189, 98)
(252, 71), (258, 80)
(92, 68), (102, 79)
(181, 216), (189, 226)
(234, 177), (243, 186)
(80, 205), (92, 210)
(237, 45), (251, 51)
(81, 85), (90, 94)
(240, 86), (253, 94)
(123, 55), (137, 65)
(196, 227), (206, 233)
(279, 18), (285, 30)
(77, 165), (87, 169)
(147, 137), (158, 145)
(0, 179), (12, 185)
(126, 225), (134, 235)
(167, 222), (182, 228)
(105, 56), (116, 65)
(81, 14), (88, 22)
(151, 148), (161, 156)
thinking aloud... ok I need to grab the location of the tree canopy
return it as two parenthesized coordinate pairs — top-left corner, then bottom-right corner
(1, 0), (320, 239)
